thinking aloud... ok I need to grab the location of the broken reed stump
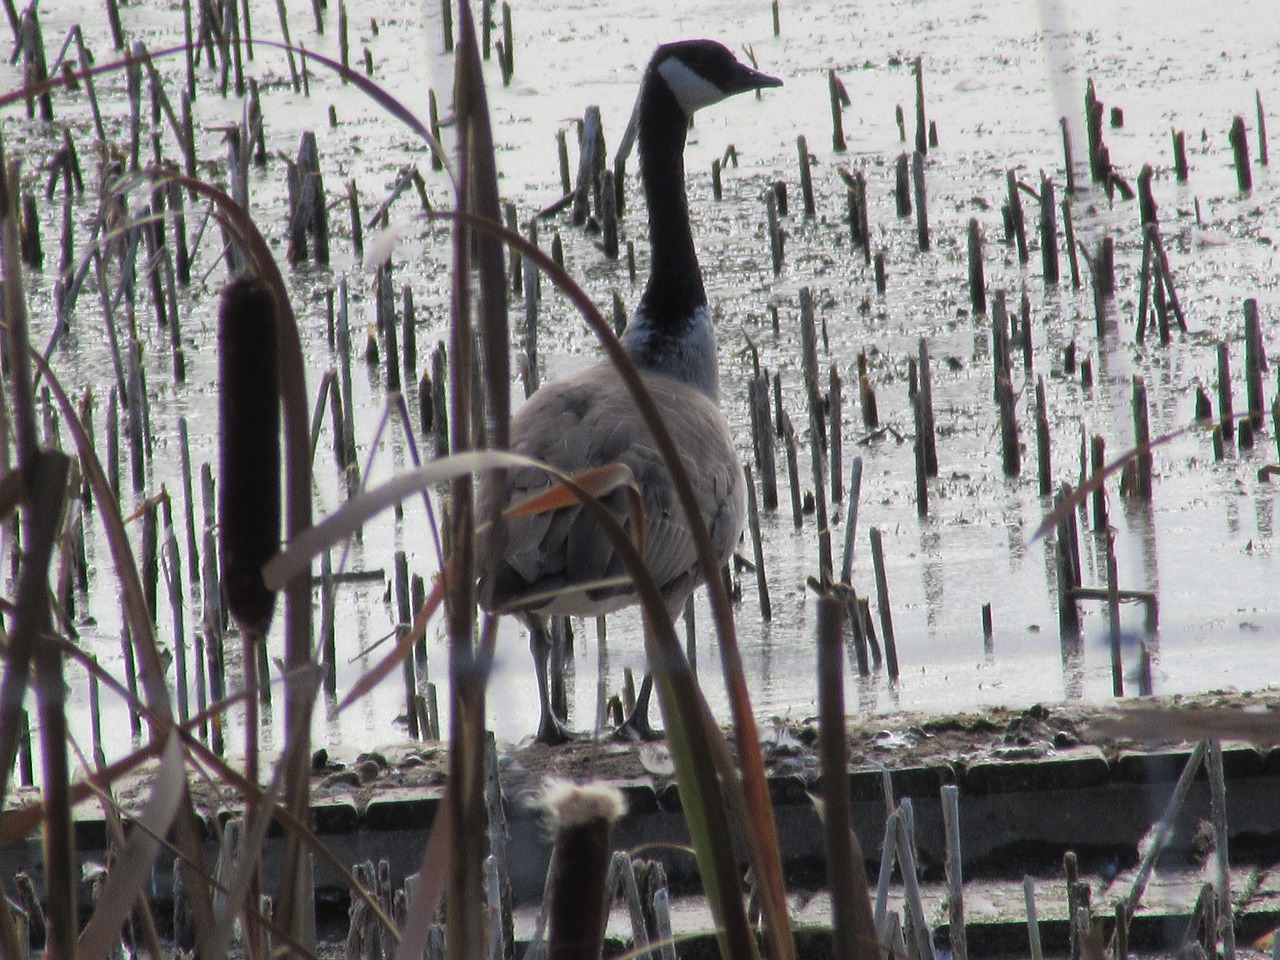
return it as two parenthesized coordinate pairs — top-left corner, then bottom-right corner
(810, 417), (834, 583)
(1137, 163), (1158, 227)
(828, 69), (847, 152)
(868, 527), (899, 680)
(798, 287), (826, 454)
(996, 372), (1020, 477)
(1039, 172), (1059, 284)
(744, 465), (771, 622)
(1229, 114), (1252, 191)
(829, 364), (843, 503)
(600, 168), (618, 259)
(913, 56), (927, 156)
(572, 105), (604, 226)
(749, 373), (778, 510)
(912, 150), (929, 250)
(991, 291), (1010, 402)
(1005, 169), (1027, 265)
(942, 785), (969, 960)
(840, 456), (862, 586)
(498, 2), (514, 85)
(894, 152), (911, 217)
(1085, 79), (1104, 183)
(286, 131), (329, 265)
(1054, 483), (1083, 641)
(765, 187), (784, 275)
(1256, 90), (1270, 166)
(917, 338), (938, 476)
(859, 351), (878, 428)
(796, 134), (815, 218)
(1171, 128), (1189, 182)
(782, 410), (803, 529)
(846, 169), (870, 266)
(1059, 116), (1076, 194)
(1090, 435), (1107, 532)
(1136, 224), (1155, 343)
(1131, 376), (1153, 500)
(967, 217), (986, 315)
(1217, 341), (1235, 442)
(1104, 529), (1123, 697)
(1035, 377), (1051, 496)
(912, 386), (928, 517)
(1062, 194), (1081, 288)
(1243, 299), (1265, 428)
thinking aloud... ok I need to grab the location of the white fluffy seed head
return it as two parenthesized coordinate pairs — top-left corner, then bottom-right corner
(538, 778), (627, 830)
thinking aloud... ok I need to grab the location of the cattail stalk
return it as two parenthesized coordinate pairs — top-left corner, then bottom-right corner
(542, 782), (625, 960)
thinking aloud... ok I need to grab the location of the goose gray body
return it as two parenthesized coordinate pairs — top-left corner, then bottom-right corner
(478, 39), (780, 742)
(484, 362), (745, 622)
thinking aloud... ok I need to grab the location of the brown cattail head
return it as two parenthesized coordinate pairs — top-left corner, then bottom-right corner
(541, 780), (625, 960)
(218, 275), (280, 635)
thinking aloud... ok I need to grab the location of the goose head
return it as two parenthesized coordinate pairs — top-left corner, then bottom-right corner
(651, 39), (783, 117)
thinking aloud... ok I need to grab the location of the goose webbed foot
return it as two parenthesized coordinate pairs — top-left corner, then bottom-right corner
(612, 710), (663, 742)
(531, 622), (580, 745)
(536, 707), (582, 746)
(612, 673), (663, 742)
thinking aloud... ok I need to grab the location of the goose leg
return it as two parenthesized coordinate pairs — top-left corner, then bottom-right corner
(613, 671), (663, 741)
(531, 624), (578, 744)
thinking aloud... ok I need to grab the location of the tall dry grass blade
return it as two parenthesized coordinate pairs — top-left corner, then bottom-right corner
(0, 457), (59, 813)
(394, 784), (453, 960)
(0, 452), (70, 960)
(454, 0), (511, 644)
(70, 744), (167, 960)
(0, 748), (155, 848)
(338, 583), (442, 710)
(32, 333), (219, 953)
(643, 618), (760, 960)
(76, 735), (184, 960)
(263, 449), (539, 589)
(0, 467), (24, 522)
(445, 7), (487, 960)
(176, 713), (393, 955)
(203, 671), (328, 960)
(25, 354), (173, 705)
(817, 595), (880, 960)
(0, 665), (352, 960)
(0, 159), (37, 475)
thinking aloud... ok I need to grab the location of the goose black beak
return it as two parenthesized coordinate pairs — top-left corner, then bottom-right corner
(728, 64), (783, 95)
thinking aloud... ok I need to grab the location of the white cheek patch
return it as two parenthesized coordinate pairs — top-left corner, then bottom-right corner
(657, 58), (726, 114)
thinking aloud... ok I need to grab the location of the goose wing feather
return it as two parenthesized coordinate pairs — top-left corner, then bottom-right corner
(478, 363), (744, 618)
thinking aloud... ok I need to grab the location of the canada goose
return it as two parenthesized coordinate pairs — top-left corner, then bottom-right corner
(479, 40), (781, 743)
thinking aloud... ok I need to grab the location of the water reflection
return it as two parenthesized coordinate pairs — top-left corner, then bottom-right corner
(917, 517), (943, 631)
(1256, 490), (1275, 544)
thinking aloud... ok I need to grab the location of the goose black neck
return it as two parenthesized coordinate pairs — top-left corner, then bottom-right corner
(637, 78), (705, 327)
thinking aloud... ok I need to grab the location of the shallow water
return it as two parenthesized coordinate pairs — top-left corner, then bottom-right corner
(2, 0), (1278, 757)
